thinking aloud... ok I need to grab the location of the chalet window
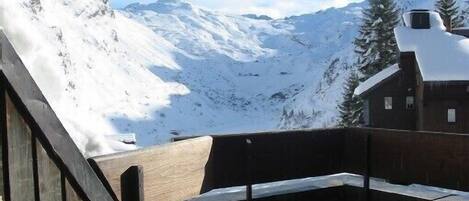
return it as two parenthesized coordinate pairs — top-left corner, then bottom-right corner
(384, 97), (393, 110)
(448, 109), (456, 123)
(406, 96), (414, 110)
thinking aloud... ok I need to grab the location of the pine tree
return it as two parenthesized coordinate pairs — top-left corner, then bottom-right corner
(343, 0), (399, 126)
(435, 0), (465, 28)
(338, 71), (362, 127)
(462, 1), (469, 26)
(354, 0), (400, 81)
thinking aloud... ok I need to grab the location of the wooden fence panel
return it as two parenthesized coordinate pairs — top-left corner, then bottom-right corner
(6, 93), (35, 201)
(370, 129), (469, 191)
(346, 128), (469, 192)
(204, 129), (346, 190)
(37, 140), (62, 201)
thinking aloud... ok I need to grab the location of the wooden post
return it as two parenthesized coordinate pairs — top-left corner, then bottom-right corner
(246, 139), (253, 201)
(364, 133), (371, 201)
(0, 84), (9, 201)
(121, 165), (144, 201)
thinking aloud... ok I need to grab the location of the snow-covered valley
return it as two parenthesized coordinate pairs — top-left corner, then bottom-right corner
(0, 0), (467, 155)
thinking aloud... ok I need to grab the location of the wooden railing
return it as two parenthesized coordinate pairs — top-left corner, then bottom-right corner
(0, 30), (114, 201)
(90, 128), (469, 201)
(345, 128), (469, 190)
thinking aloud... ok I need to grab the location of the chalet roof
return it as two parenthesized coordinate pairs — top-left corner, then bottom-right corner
(354, 64), (400, 96)
(395, 11), (469, 82)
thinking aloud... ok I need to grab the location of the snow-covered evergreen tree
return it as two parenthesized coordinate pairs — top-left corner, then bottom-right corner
(435, 0), (465, 28)
(354, 0), (400, 80)
(338, 71), (362, 127)
(343, 0), (399, 127)
(462, 0), (469, 25)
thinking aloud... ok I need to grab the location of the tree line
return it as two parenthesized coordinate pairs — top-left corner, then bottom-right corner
(338, 0), (469, 127)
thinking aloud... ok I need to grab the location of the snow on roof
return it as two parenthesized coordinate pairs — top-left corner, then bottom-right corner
(395, 11), (469, 81)
(354, 64), (400, 96)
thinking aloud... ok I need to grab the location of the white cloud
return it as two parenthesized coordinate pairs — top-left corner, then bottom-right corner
(112, 0), (364, 18)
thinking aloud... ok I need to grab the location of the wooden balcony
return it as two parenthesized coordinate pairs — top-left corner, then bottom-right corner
(89, 128), (469, 201)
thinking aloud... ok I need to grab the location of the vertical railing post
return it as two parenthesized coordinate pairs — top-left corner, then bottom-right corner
(364, 132), (371, 201)
(121, 165), (144, 201)
(0, 81), (10, 201)
(246, 139), (253, 201)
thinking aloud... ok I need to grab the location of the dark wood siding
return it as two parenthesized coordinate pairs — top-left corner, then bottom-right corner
(362, 52), (417, 130)
(419, 82), (469, 133)
(362, 51), (469, 134)
(415, 60), (425, 131)
(363, 74), (416, 130)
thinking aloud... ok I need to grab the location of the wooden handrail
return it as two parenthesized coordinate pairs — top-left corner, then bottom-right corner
(90, 136), (213, 201)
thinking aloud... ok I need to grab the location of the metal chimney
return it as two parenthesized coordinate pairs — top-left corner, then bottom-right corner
(410, 9), (431, 29)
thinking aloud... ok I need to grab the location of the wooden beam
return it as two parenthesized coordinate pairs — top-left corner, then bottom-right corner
(90, 136), (213, 201)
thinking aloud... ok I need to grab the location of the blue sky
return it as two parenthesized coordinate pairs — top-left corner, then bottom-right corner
(111, 0), (364, 18)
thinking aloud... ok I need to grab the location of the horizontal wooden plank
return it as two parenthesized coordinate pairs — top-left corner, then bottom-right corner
(90, 136), (213, 201)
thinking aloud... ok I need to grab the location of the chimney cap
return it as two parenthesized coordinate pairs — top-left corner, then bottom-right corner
(410, 9), (430, 12)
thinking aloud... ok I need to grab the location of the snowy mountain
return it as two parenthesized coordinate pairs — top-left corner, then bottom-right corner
(120, 0), (364, 135)
(0, 0), (466, 155)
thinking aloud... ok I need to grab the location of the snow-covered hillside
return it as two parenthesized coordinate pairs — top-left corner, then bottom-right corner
(120, 0), (364, 137)
(0, 0), (466, 155)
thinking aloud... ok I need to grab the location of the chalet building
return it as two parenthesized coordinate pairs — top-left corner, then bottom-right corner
(355, 10), (469, 133)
